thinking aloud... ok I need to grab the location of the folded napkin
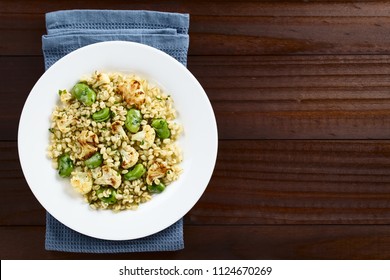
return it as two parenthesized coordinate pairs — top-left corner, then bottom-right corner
(42, 9), (189, 253)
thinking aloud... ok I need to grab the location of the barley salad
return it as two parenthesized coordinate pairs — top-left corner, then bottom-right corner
(47, 71), (183, 211)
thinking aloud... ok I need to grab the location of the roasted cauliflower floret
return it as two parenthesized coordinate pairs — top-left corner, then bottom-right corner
(111, 120), (128, 140)
(77, 130), (99, 160)
(117, 79), (145, 108)
(146, 162), (168, 185)
(90, 166), (102, 180)
(120, 145), (139, 169)
(70, 170), (93, 195)
(94, 165), (122, 189)
(94, 71), (110, 87)
(131, 125), (155, 150)
(56, 113), (74, 133)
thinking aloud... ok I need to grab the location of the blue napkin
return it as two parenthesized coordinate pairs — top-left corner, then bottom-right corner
(42, 9), (189, 253)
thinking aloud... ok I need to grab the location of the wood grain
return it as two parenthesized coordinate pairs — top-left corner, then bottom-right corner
(0, 142), (44, 226)
(197, 140), (390, 224)
(1, 225), (390, 259)
(3, 55), (390, 140)
(4, 140), (390, 226)
(3, 0), (390, 260)
(5, 0), (387, 16)
(3, 2), (390, 55)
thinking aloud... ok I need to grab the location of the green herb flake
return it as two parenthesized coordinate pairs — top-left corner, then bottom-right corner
(58, 89), (67, 96)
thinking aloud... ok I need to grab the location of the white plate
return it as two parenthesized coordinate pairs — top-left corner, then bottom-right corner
(18, 41), (218, 240)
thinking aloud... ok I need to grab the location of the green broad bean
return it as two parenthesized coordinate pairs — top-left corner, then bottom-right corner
(123, 163), (146, 181)
(125, 109), (142, 133)
(92, 108), (111, 122)
(58, 153), (74, 178)
(96, 187), (117, 204)
(70, 83), (96, 106)
(151, 118), (171, 139)
(147, 182), (166, 193)
(84, 152), (103, 169)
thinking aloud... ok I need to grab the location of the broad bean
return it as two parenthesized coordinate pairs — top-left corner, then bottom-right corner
(71, 83), (96, 106)
(125, 109), (142, 133)
(58, 153), (74, 177)
(147, 182), (165, 193)
(92, 108), (111, 122)
(84, 152), (103, 169)
(123, 163), (146, 181)
(96, 187), (117, 204)
(151, 118), (171, 139)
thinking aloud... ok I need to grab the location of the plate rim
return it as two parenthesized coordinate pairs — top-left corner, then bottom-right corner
(18, 41), (218, 240)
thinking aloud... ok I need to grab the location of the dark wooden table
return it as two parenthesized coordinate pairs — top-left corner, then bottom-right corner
(2, 0), (390, 259)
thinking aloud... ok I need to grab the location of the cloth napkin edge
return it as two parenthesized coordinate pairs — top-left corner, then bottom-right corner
(45, 9), (190, 35)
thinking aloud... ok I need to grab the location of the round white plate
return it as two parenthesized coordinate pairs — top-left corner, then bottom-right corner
(18, 41), (218, 240)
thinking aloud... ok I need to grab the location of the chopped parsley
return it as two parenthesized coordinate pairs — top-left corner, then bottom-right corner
(58, 89), (67, 96)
